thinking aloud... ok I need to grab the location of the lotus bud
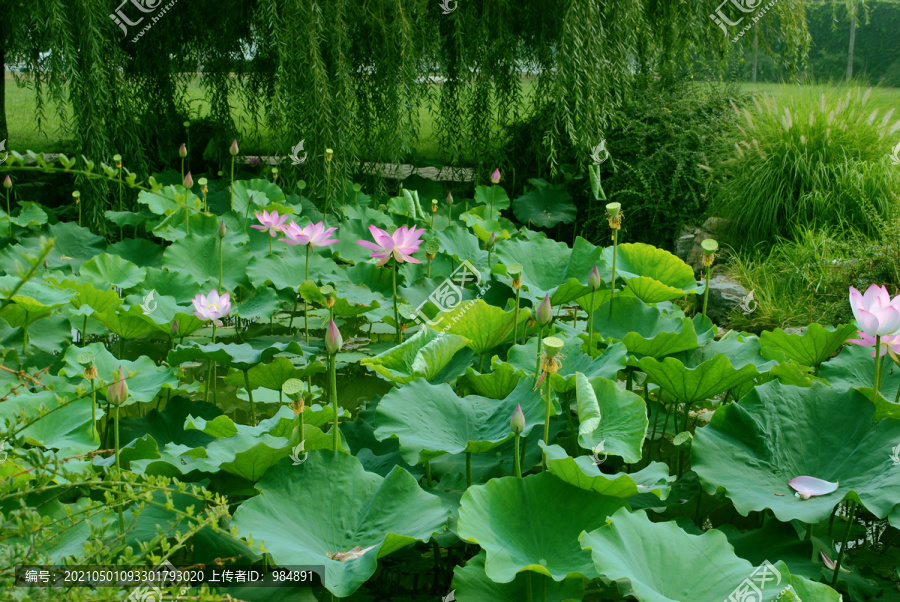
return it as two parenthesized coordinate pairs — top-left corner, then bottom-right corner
(432, 199), (438, 213)
(178, 143), (187, 158)
(446, 191), (453, 205)
(184, 172), (193, 189)
(508, 263), (523, 290)
(3, 175), (11, 189)
(325, 319), (343, 355)
(511, 403), (525, 435)
(72, 190), (81, 204)
(325, 148), (334, 162)
(588, 264), (602, 291)
(536, 294), (553, 326)
(106, 366), (128, 406)
(113, 154), (122, 168)
(488, 232), (496, 249)
(171, 320), (180, 335)
(230, 139), (239, 156)
(43, 260), (48, 270)
(218, 220), (227, 239)
(491, 168), (501, 184)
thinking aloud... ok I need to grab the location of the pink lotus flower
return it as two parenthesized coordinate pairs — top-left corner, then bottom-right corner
(849, 285), (900, 337)
(192, 289), (231, 325)
(788, 476), (838, 500)
(280, 221), (340, 249)
(107, 366), (129, 406)
(251, 209), (289, 237)
(356, 225), (424, 266)
(491, 168), (501, 184)
(847, 331), (900, 360)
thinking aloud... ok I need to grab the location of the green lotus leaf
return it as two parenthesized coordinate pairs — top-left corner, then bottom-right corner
(820, 344), (900, 400)
(361, 327), (471, 385)
(162, 233), (252, 291)
(0, 390), (98, 455)
(141, 267), (202, 304)
(107, 238), (166, 268)
(0, 222), (105, 273)
(718, 520), (822, 581)
(512, 179), (577, 229)
(59, 343), (178, 404)
(636, 354), (760, 405)
(451, 551), (585, 602)
(542, 443), (673, 499)
(246, 251), (339, 292)
(298, 280), (382, 317)
(427, 299), (529, 354)
(603, 243), (702, 303)
(457, 359), (526, 399)
(168, 341), (308, 371)
(466, 214), (517, 243)
(92, 304), (160, 340)
(693, 381), (900, 524)
(232, 451), (449, 598)
(457, 472), (626, 583)
(673, 330), (777, 372)
(494, 237), (606, 305)
(234, 287), (281, 322)
(104, 208), (159, 230)
(55, 280), (123, 316)
(506, 336), (626, 391)
(474, 184), (511, 212)
(229, 357), (306, 393)
(574, 373), (647, 463)
(231, 179), (284, 214)
(0, 314), (73, 354)
(119, 396), (222, 449)
(137, 185), (202, 216)
(151, 211), (225, 243)
(0, 279), (75, 322)
(374, 378), (545, 464)
(761, 323), (857, 370)
(79, 253), (147, 290)
(10, 202), (49, 228)
(591, 297), (700, 358)
(434, 225), (490, 271)
(581, 508), (840, 602)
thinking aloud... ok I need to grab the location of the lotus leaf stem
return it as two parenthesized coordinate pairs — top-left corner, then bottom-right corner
(425, 460), (433, 487)
(330, 354), (339, 451)
(534, 326), (545, 380)
(466, 452), (472, 488)
(243, 369), (257, 426)
(305, 246), (311, 344)
(874, 335), (883, 401)
(6, 187), (11, 237)
(609, 228), (618, 313)
(114, 403), (124, 535)
(702, 264), (712, 317)
(22, 311), (28, 354)
(542, 373), (552, 471)
(392, 259), (402, 344)
(526, 574), (533, 602)
(831, 500), (857, 588)
(91, 379), (97, 440)
(513, 288), (521, 344)
(514, 433), (522, 478)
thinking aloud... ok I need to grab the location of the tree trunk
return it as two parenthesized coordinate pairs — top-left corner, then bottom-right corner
(752, 29), (759, 83)
(847, 12), (857, 80)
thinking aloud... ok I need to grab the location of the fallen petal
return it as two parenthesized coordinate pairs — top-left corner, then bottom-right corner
(788, 476), (839, 499)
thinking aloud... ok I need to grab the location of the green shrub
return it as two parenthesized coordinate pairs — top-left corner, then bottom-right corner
(711, 86), (900, 246)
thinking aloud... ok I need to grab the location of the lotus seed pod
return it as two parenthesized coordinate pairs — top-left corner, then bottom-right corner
(606, 202), (621, 219)
(432, 199), (438, 213)
(72, 190), (81, 203)
(3, 175), (11, 189)
(271, 167), (279, 181)
(507, 263), (523, 280)
(588, 264), (602, 291)
(325, 319), (343, 355)
(511, 403), (525, 435)
(230, 140), (239, 156)
(297, 180), (307, 191)
(282, 378), (305, 401)
(183, 121), (191, 128)
(113, 154), (122, 167)
(701, 239), (719, 255)
(536, 294), (553, 327)
(325, 148), (334, 162)
(542, 336), (565, 359)
(423, 240), (440, 259)
(353, 183), (362, 192)
(77, 351), (95, 368)
(106, 366), (128, 406)
(184, 172), (193, 189)
(178, 143), (187, 158)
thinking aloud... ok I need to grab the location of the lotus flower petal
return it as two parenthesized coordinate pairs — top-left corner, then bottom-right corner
(788, 476), (838, 500)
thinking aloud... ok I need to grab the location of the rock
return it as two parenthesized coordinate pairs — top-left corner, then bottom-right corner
(675, 226), (699, 262)
(701, 217), (733, 237)
(705, 274), (750, 325)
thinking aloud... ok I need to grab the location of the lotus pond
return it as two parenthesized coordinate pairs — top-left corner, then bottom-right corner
(1, 155), (899, 601)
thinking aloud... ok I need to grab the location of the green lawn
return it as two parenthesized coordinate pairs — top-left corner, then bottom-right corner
(4, 71), (896, 161)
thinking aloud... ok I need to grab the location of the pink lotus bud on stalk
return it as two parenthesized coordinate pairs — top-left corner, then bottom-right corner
(178, 143), (187, 158)
(536, 294), (553, 327)
(589, 265), (602, 291)
(184, 172), (193, 189)
(325, 319), (343, 355)
(107, 366), (128, 406)
(488, 232), (496, 249)
(171, 320), (180, 335)
(230, 139), (239, 156)
(3, 175), (12, 189)
(491, 168), (501, 184)
(218, 220), (227, 239)
(511, 403), (525, 435)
